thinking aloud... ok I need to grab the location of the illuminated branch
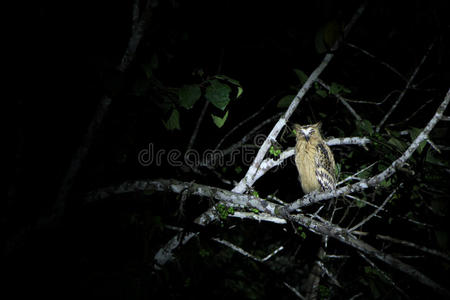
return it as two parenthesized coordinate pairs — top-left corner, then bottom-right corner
(232, 2), (367, 194)
(284, 88), (450, 211)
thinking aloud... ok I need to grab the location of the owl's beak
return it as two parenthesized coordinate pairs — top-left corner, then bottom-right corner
(300, 128), (311, 141)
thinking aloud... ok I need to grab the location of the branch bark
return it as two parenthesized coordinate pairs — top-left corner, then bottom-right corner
(85, 176), (450, 297)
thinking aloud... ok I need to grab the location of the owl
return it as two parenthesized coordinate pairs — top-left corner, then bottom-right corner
(293, 123), (336, 194)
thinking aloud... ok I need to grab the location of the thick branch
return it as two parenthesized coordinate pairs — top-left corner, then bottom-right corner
(86, 177), (450, 296)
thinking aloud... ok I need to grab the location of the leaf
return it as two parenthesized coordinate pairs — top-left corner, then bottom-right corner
(214, 75), (244, 98)
(214, 74), (240, 86)
(330, 82), (351, 95)
(380, 178), (392, 188)
(293, 69), (308, 84)
(211, 110), (229, 128)
(277, 95), (295, 108)
(237, 86), (244, 98)
(178, 84), (201, 109)
(316, 88), (328, 98)
(234, 166), (242, 174)
(205, 79), (231, 110)
(356, 119), (374, 135)
(315, 19), (343, 54)
(163, 109), (180, 130)
(387, 137), (407, 152)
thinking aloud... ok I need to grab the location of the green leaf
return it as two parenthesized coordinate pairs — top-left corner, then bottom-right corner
(214, 75), (243, 98)
(380, 178), (392, 188)
(356, 119), (374, 135)
(214, 74), (240, 86)
(205, 79), (231, 110)
(237, 86), (244, 98)
(234, 166), (242, 174)
(387, 137), (407, 152)
(293, 69), (308, 84)
(316, 88), (328, 98)
(163, 109), (180, 130)
(315, 20), (343, 54)
(329, 82), (351, 95)
(178, 84), (201, 109)
(277, 95), (295, 108)
(211, 110), (229, 128)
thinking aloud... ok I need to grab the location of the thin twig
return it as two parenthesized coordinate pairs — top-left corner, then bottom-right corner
(376, 234), (450, 262)
(283, 282), (305, 299)
(387, 98), (434, 127)
(346, 43), (407, 82)
(212, 238), (284, 262)
(316, 78), (362, 120)
(214, 94), (281, 150)
(187, 48), (225, 150)
(358, 252), (410, 299)
(376, 40), (435, 132)
(348, 186), (398, 232)
(186, 100), (209, 151)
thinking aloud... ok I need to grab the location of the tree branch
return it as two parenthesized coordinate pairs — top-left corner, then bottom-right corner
(232, 2), (367, 194)
(285, 88), (450, 211)
(376, 40), (435, 132)
(85, 177), (450, 297)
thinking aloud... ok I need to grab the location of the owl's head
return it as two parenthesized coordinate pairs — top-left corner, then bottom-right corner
(293, 122), (322, 142)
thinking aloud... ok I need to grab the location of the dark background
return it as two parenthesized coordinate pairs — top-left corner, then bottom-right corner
(7, 1), (450, 299)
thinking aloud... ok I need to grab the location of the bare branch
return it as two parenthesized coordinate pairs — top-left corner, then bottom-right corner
(186, 100), (209, 151)
(358, 252), (410, 299)
(376, 234), (450, 263)
(346, 43), (407, 82)
(283, 282), (306, 299)
(86, 177), (450, 296)
(316, 78), (362, 120)
(229, 211), (287, 224)
(289, 214), (450, 297)
(214, 95), (280, 150)
(348, 186), (398, 232)
(340, 89), (400, 105)
(154, 231), (198, 269)
(376, 40), (435, 132)
(117, 0), (153, 72)
(213, 238), (284, 262)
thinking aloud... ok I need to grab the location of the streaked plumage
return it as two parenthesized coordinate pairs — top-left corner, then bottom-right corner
(294, 123), (336, 193)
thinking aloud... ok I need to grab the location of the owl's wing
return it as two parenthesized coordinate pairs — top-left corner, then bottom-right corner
(315, 142), (336, 191)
